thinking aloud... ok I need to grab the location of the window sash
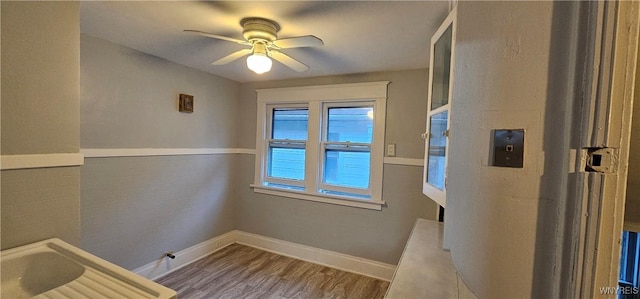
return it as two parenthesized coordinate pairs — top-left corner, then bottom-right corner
(324, 142), (371, 151)
(320, 142), (371, 194)
(264, 105), (308, 188)
(265, 142), (306, 187)
(268, 139), (307, 148)
(319, 102), (375, 197)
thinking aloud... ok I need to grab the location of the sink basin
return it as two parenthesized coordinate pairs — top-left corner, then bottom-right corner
(1, 238), (176, 298)
(2, 251), (85, 297)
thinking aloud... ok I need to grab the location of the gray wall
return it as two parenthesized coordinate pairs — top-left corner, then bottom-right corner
(80, 35), (240, 269)
(3, 4), (600, 292)
(80, 35), (434, 269)
(445, 2), (581, 298)
(82, 155), (235, 268)
(235, 70), (438, 265)
(1, 1), (81, 249)
(81, 35), (239, 149)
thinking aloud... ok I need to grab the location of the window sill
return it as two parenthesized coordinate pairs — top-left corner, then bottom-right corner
(250, 184), (385, 211)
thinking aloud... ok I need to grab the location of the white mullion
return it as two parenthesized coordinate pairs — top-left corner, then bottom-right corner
(255, 102), (268, 185)
(317, 103), (331, 196)
(370, 97), (386, 202)
(306, 101), (321, 193)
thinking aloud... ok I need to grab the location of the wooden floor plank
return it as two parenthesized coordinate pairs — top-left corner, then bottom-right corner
(156, 243), (389, 299)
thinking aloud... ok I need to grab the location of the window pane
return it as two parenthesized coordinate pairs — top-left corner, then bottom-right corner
(327, 107), (373, 143)
(431, 25), (452, 110)
(426, 111), (448, 190)
(619, 231), (639, 285)
(272, 109), (308, 140)
(323, 150), (370, 189)
(268, 147), (305, 181)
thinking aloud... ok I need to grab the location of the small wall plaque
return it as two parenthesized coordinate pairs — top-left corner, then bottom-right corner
(179, 94), (194, 113)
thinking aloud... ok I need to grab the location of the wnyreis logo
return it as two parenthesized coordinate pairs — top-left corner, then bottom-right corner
(599, 286), (640, 295)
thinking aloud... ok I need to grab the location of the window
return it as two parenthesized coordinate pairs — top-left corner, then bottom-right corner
(321, 105), (374, 197)
(619, 231), (640, 290)
(265, 107), (308, 189)
(252, 82), (389, 210)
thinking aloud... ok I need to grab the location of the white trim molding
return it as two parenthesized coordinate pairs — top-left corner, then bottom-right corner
(235, 231), (396, 281)
(133, 230), (396, 282)
(82, 148), (423, 168)
(1, 153), (84, 170)
(383, 157), (424, 167)
(256, 81), (390, 103)
(254, 82), (390, 209)
(82, 148), (256, 158)
(251, 184), (385, 211)
(133, 230), (237, 281)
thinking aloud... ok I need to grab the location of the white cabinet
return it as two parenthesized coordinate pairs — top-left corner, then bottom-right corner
(422, 7), (457, 208)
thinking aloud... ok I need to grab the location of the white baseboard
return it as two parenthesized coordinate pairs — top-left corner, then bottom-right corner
(132, 230), (237, 281)
(133, 230), (396, 282)
(236, 231), (396, 281)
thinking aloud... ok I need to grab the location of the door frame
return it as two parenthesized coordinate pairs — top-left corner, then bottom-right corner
(571, 1), (640, 297)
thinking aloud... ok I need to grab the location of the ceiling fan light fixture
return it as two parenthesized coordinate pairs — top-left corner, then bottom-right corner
(247, 53), (272, 74)
(247, 42), (272, 74)
(185, 17), (321, 74)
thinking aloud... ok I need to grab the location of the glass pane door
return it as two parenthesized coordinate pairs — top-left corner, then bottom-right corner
(426, 111), (448, 190)
(431, 26), (452, 111)
(423, 8), (456, 208)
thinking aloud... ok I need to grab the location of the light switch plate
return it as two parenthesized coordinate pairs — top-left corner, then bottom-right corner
(387, 144), (396, 157)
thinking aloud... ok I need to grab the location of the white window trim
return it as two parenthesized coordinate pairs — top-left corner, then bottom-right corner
(252, 81), (389, 210)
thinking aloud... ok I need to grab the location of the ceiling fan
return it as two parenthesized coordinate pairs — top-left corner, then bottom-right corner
(185, 17), (323, 74)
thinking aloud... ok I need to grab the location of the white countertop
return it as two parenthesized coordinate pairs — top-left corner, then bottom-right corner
(385, 218), (460, 299)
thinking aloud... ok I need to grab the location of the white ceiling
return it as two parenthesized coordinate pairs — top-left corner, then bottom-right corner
(80, 1), (450, 83)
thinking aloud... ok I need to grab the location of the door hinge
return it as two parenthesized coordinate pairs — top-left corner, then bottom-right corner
(584, 147), (618, 173)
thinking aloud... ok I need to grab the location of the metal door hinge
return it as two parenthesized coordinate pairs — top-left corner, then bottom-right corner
(584, 147), (618, 173)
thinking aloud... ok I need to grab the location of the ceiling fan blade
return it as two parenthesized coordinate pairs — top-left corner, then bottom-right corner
(269, 50), (309, 72)
(212, 48), (252, 65)
(272, 35), (324, 49)
(184, 30), (250, 45)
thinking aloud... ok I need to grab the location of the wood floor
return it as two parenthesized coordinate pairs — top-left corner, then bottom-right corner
(155, 243), (389, 299)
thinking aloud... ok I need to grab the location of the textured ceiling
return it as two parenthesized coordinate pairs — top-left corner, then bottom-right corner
(80, 1), (450, 83)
